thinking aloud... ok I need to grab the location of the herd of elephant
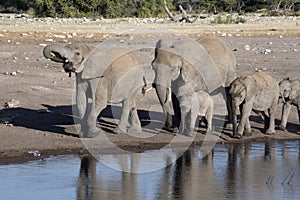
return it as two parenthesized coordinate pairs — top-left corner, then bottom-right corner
(43, 36), (300, 139)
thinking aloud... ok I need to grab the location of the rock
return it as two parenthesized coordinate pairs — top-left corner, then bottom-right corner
(85, 34), (94, 39)
(45, 38), (54, 42)
(244, 45), (251, 51)
(39, 44), (47, 47)
(53, 34), (66, 39)
(263, 49), (272, 54)
(28, 150), (41, 157)
(10, 72), (17, 76)
(5, 99), (20, 108)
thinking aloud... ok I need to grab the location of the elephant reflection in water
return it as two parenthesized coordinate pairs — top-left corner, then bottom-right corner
(76, 154), (140, 200)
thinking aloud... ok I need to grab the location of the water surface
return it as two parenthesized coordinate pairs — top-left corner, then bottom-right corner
(0, 141), (299, 200)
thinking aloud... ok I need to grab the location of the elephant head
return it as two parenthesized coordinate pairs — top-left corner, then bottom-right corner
(278, 78), (293, 103)
(229, 76), (257, 137)
(43, 43), (92, 75)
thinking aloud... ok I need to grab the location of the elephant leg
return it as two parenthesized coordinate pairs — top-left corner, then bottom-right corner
(298, 106), (300, 124)
(187, 111), (198, 137)
(266, 105), (277, 135)
(76, 82), (87, 119)
(179, 106), (189, 135)
(113, 99), (131, 134)
(278, 103), (292, 131)
(244, 116), (252, 137)
(225, 86), (233, 126)
(205, 105), (213, 133)
(128, 100), (142, 132)
(237, 102), (253, 137)
(172, 93), (181, 132)
(82, 79), (102, 138)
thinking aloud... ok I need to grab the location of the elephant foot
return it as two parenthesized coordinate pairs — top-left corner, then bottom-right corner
(172, 127), (179, 135)
(128, 124), (142, 133)
(243, 131), (252, 137)
(113, 126), (127, 134)
(79, 127), (100, 138)
(234, 133), (243, 139)
(277, 125), (286, 131)
(265, 129), (275, 135)
(185, 132), (195, 137)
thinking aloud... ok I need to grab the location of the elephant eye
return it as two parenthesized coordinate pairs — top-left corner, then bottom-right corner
(75, 52), (80, 56)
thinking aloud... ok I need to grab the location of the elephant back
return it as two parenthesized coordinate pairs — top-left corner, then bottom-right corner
(80, 45), (136, 79)
(164, 39), (224, 93)
(197, 36), (236, 87)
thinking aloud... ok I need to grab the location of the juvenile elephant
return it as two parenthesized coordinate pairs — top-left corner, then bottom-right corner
(278, 78), (300, 131)
(180, 91), (213, 136)
(151, 36), (236, 133)
(229, 72), (279, 138)
(43, 42), (144, 138)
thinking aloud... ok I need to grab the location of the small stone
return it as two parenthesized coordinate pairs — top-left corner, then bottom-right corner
(11, 71), (17, 76)
(3, 72), (9, 75)
(262, 67), (267, 71)
(39, 44), (47, 47)
(294, 49), (298, 52)
(244, 45), (251, 51)
(5, 99), (20, 108)
(45, 38), (54, 42)
(24, 57), (29, 60)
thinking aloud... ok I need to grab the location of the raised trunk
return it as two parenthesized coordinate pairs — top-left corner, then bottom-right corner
(43, 44), (69, 63)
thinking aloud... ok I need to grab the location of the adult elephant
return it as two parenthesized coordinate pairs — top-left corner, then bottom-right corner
(151, 36), (236, 134)
(43, 42), (144, 138)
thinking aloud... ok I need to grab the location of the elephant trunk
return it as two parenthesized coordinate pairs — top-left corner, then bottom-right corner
(232, 100), (238, 138)
(153, 84), (173, 128)
(43, 44), (69, 63)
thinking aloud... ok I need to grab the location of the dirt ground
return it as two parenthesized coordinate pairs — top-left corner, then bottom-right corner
(0, 16), (299, 164)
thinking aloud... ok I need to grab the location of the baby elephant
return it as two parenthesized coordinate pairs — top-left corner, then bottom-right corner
(230, 72), (279, 138)
(179, 91), (214, 137)
(278, 78), (300, 131)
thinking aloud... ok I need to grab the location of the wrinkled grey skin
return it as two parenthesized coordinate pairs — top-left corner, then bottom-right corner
(43, 43), (144, 138)
(229, 72), (279, 138)
(278, 78), (300, 131)
(180, 91), (213, 136)
(152, 36), (236, 134)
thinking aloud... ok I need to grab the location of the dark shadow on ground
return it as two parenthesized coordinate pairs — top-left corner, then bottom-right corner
(1, 105), (298, 138)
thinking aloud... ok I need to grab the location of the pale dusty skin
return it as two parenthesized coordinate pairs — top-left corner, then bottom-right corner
(151, 36), (236, 133)
(278, 78), (300, 131)
(230, 72), (279, 138)
(179, 91), (214, 136)
(43, 42), (144, 137)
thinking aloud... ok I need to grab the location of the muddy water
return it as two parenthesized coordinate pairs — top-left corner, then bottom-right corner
(0, 141), (300, 200)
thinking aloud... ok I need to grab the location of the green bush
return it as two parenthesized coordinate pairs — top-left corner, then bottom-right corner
(212, 15), (247, 24)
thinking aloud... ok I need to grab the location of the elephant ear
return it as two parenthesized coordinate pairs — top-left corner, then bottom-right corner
(240, 76), (258, 101)
(80, 45), (130, 79)
(169, 40), (224, 93)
